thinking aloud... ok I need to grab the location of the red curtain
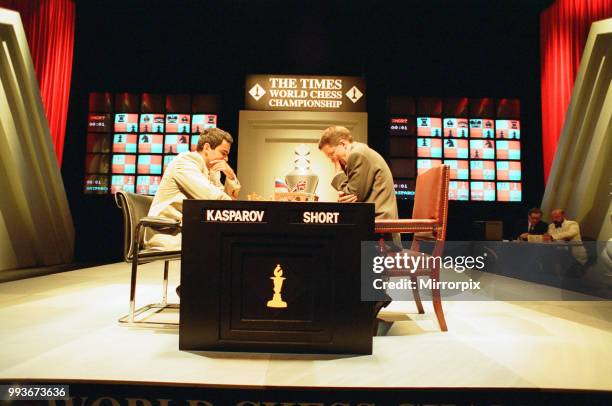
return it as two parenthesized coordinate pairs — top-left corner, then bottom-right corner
(540, 0), (611, 183)
(0, 0), (75, 167)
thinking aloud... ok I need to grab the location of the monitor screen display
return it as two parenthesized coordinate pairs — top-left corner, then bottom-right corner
(389, 96), (522, 202)
(417, 138), (442, 158)
(448, 181), (469, 201)
(111, 154), (137, 174)
(496, 140), (521, 160)
(164, 134), (190, 154)
(497, 182), (522, 201)
(443, 118), (469, 138)
(114, 113), (139, 132)
(138, 134), (164, 153)
(470, 181), (496, 201)
(112, 134), (137, 153)
(139, 113), (165, 133)
(416, 117), (442, 137)
(469, 118), (494, 138)
(166, 114), (191, 133)
(136, 176), (162, 195)
(88, 114), (112, 133)
(470, 160), (496, 180)
(394, 180), (416, 199)
(443, 138), (469, 158)
(83, 175), (109, 194)
(110, 175), (136, 194)
(496, 161), (522, 181)
(470, 139), (495, 159)
(495, 120), (520, 139)
(85, 93), (220, 195)
(192, 114), (217, 134)
(444, 159), (469, 179)
(137, 155), (163, 175)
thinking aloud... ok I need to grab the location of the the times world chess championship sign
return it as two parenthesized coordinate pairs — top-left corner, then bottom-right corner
(245, 74), (366, 112)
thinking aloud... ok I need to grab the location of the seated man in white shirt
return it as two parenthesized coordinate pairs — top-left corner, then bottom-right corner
(145, 127), (241, 252)
(544, 208), (588, 275)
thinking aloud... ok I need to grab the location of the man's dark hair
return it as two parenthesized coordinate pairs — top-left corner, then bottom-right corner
(197, 128), (233, 151)
(528, 207), (543, 216)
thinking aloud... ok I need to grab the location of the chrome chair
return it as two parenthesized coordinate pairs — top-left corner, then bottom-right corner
(115, 191), (181, 328)
(375, 164), (450, 331)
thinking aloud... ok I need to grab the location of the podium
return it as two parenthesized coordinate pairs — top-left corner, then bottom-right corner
(180, 200), (376, 354)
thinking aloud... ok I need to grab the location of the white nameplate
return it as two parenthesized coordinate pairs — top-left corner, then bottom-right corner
(205, 209), (265, 222)
(303, 211), (340, 224)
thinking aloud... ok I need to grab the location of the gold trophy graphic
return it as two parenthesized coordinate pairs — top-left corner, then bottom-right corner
(267, 264), (287, 308)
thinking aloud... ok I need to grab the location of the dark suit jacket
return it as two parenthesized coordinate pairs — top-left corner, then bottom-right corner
(515, 220), (549, 240)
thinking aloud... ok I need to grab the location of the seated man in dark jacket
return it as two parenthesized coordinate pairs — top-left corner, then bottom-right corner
(516, 207), (549, 241)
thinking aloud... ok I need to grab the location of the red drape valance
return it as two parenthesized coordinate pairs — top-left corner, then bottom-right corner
(0, 0), (75, 167)
(540, 0), (611, 183)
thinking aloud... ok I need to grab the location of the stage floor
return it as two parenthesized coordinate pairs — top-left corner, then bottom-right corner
(0, 261), (611, 391)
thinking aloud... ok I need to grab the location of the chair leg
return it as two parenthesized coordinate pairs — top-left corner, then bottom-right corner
(162, 260), (169, 306)
(128, 259), (138, 323)
(410, 276), (425, 314)
(432, 279), (448, 332)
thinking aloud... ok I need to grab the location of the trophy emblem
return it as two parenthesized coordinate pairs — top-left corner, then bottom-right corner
(285, 144), (319, 195)
(267, 264), (287, 308)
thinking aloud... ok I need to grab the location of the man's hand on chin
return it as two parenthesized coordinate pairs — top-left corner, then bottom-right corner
(210, 159), (236, 180)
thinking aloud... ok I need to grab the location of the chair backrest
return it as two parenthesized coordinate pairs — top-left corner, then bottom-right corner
(115, 191), (154, 261)
(412, 164), (450, 242)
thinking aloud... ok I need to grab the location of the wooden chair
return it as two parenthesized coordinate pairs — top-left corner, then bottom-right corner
(375, 164), (450, 331)
(115, 191), (181, 328)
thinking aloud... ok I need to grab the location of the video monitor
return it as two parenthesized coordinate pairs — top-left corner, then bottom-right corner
(85, 154), (110, 174)
(114, 113), (139, 132)
(389, 138), (415, 157)
(389, 117), (414, 136)
(163, 155), (177, 171)
(470, 139), (495, 159)
(469, 118), (494, 138)
(443, 138), (468, 158)
(417, 138), (442, 158)
(136, 176), (162, 195)
(88, 114), (112, 133)
(390, 158), (416, 178)
(112, 134), (137, 153)
(138, 134), (163, 153)
(443, 118), (468, 138)
(139, 113), (165, 133)
(496, 140), (521, 160)
(417, 159), (442, 175)
(497, 182), (522, 202)
(394, 180), (416, 199)
(111, 154), (136, 174)
(448, 181), (469, 201)
(83, 175), (109, 194)
(110, 175), (136, 194)
(192, 114), (217, 134)
(190, 135), (199, 151)
(444, 160), (469, 180)
(470, 160), (496, 180)
(137, 155), (163, 175)
(416, 117), (442, 137)
(86, 134), (111, 153)
(166, 114), (191, 133)
(495, 119), (520, 139)
(164, 134), (190, 154)
(470, 181), (496, 201)
(496, 161), (521, 181)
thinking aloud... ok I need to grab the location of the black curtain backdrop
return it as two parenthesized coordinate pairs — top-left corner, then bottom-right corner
(63, 0), (551, 262)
